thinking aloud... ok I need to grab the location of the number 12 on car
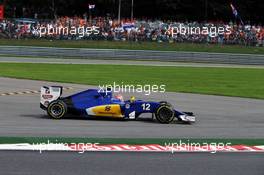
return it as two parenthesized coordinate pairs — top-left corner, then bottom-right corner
(141, 103), (151, 111)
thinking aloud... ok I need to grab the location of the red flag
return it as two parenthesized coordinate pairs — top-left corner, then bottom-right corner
(0, 5), (4, 20)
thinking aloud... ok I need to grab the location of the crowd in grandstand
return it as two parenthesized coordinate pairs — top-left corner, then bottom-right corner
(0, 16), (264, 46)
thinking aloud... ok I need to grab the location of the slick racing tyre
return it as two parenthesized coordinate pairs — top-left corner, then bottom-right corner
(155, 102), (175, 124)
(47, 100), (67, 119)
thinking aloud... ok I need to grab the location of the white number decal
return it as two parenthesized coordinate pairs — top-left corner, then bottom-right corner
(142, 103), (151, 111)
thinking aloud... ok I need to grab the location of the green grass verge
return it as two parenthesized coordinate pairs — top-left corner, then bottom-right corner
(0, 63), (264, 99)
(0, 137), (264, 146)
(1, 39), (264, 54)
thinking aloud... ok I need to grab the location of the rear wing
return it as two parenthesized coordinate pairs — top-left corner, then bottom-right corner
(40, 86), (63, 108)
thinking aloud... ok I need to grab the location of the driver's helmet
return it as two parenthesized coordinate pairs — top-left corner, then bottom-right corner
(114, 94), (124, 101)
(130, 96), (136, 103)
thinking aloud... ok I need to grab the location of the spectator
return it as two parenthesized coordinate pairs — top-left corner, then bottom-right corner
(0, 17), (263, 47)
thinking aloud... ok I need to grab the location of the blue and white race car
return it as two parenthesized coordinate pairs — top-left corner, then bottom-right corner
(40, 86), (195, 124)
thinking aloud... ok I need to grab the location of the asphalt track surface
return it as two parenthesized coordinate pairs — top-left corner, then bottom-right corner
(0, 151), (263, 175)
(1, 46), (264, 65)
(1, 77), (264, 138)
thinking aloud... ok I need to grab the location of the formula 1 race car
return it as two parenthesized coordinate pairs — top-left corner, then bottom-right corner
(40, 86), (195, 124)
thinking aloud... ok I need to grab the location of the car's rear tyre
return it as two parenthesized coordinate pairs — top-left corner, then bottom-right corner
(47, 100), (67, 119)
(155, 102), (175, 124)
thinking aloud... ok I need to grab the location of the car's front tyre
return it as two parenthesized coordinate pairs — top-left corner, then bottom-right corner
(155, 102), (175, 124)
(47, 100), (67, 119)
